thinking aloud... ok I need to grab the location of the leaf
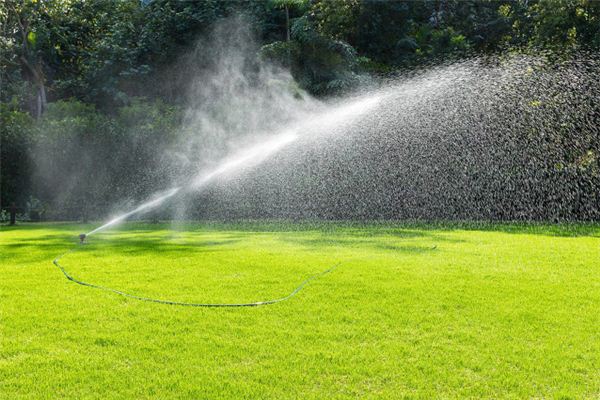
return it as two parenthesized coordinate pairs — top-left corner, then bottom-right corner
(27, 31), (37, 46)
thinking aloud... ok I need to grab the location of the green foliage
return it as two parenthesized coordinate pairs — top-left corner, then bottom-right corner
(310, 0), (360, 43)
(31, 100), (113, 214)
(3, 0), (600, 105)
(260, 40), (301, 68)
(355, 1), (415, 65)
(527, 0), (600, 49)
(0, 94), (185, 214)
(263, 15), (365, 95)
(414, 25), (471, 58)
(24, 98), (182, 218)
(117, 98), (180, 136)
(3, 0), (600, 212)
(0, 101), (35, 207)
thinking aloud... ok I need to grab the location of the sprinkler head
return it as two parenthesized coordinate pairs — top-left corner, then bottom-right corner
(79, 233), (86, 244)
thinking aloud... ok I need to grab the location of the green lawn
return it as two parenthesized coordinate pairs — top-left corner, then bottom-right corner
(1, 221), (600, 398)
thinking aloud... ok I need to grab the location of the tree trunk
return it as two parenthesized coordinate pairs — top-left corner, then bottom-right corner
(285, 5), (290, 41)
(36, 89), (42, 119)
(36, 80), (47, 118)
(20, 56), (47, 118)
(12, 7), (47, 118)
(10, 203), (17, 225)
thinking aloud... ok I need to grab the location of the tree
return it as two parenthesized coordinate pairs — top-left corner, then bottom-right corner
(4, 1), (54, 117)
(270, 0), (308, 41)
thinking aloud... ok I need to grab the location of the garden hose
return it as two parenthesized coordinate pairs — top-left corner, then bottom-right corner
(53, 231), (437, 307)
(52, 241), (339, 307)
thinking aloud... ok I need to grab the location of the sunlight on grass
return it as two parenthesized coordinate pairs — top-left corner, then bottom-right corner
(1, 222), (600, 398)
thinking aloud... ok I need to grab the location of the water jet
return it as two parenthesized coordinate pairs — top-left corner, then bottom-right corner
(51, 92), (384, 306)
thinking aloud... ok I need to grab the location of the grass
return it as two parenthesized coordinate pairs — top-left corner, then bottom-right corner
(1, 221), (600, 399)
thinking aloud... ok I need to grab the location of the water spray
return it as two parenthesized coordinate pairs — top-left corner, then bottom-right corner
(80, 93), (383, 240)
(54, 93), (384, 307)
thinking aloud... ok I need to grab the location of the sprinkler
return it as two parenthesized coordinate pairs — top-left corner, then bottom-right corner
(79, 233), (86, 244)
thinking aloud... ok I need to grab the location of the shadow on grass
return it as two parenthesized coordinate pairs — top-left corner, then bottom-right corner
(420, 221), (600, 238)
(3, 233), (243, 262)
(172, 220), (600, 238)
(2, 219), (598, 265)
(2, 223), (444, 265)
(279, 236), (440, 253)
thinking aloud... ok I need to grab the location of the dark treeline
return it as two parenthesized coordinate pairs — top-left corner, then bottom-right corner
(1, 0), (599, 221)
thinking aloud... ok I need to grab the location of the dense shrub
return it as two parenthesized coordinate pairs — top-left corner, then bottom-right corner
(0, 102), (35, 209)
(21, 99), (182, 219)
